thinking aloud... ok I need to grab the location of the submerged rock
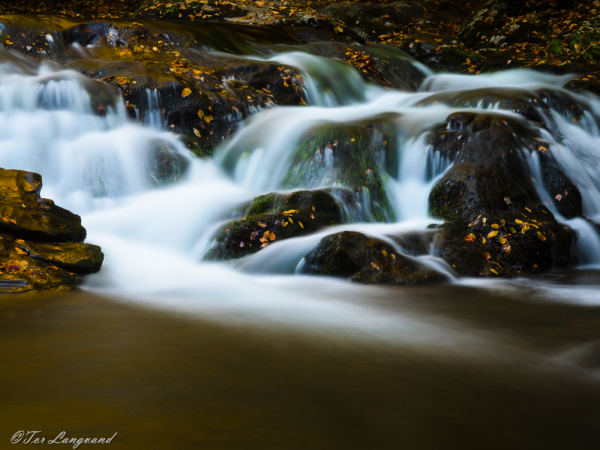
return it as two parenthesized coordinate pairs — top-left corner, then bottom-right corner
(0, 168), (103, 292)
(428, 113), (577, 277)
(204, 189), (342, 261)
(300, 231), (447, 285)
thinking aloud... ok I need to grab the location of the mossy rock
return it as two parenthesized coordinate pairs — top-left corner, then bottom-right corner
(0, 169), (86, 243)
(283, 122), (396, 223)
(204, 189), (342, 262)
(299, 231), (447, 285)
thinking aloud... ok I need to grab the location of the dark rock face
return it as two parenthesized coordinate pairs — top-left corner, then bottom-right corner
(0, 169), (86, 243)
(319, 2), (425, 40)
(428, 113), (577, 277)
(300, 231), (447, 285)
(539, 153), (583, 219)
(204, 189), (342, 261)
(0, 168), (103, 292)
(427, 112), (583, 218)
(400, 34), (481, 74)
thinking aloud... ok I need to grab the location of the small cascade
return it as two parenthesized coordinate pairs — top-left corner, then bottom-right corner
(0, 37), (598, 317)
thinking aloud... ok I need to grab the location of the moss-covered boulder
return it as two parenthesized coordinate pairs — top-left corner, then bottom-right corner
(0, 169), (86, 243)
(284, 122), (395, 223)
(299, 231), (447, 285)
(204, 189), (342, 261)
(428, 113), (577, 277)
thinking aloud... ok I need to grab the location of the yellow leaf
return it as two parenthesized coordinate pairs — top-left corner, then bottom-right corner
(15, 247), (27, 255)
(521, 223), (530, 234)
(283, 222), (288, 227)
(193, 128), (201, 137)
(510, 227), (517, 234)
(152, 47), (158, 51)
(490, 269), (498, 274)
(382, 250), (388, 257)
(525, 207), (532, 213)
(299, 221), (304, 229)
(269, 232), (276, 241)
(491, 224), (499, 229)
(466, 58), (471, 64)
(181, 88), (192, 97)
(5, 40), (12, 45)
(487, 231), (498, 238)
(288, 218), (293, 223)
(482, 237), (487, 244)
(197, 109), (205, 119)
(312, 206), (315, 211)
(204, 115), (213, 123)
(336, 26), (344, 33)
(499, 236), (507, 244)
(515, 219), (523, 224)
(537, 231), (546, 241)
(257, 222), (267, 228)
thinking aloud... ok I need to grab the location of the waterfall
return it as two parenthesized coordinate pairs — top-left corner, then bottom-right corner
(0, 42), (599, 321)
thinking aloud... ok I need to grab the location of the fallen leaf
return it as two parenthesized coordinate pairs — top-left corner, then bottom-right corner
(515, 219), (524, 224)
(204, 115), (213, 123)
(483, 252), (491, 260)
(490, 269), (498, 274)
(298, 221), (304, 228)
(382, 250), (388, 257)
(491, 224), (499, 229)
(257, 222), (267, 228)
(487, 231), (498, 238)
(197, 109), (205, 119)
(537, 231), (546, 241)
(193, 128), (201, 137)
(181, 88), (192, 97)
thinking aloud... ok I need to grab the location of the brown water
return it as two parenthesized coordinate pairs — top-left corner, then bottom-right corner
(1, 274), (600, 450)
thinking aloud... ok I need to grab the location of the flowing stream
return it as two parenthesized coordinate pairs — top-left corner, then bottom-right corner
(1, 21), (600, 449)
(1, 34), (600, 333)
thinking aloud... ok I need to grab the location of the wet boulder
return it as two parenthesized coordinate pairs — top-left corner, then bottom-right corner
(204, 189), (342, 261)
(284, 122), (396, 223)
(299, 231), (447, 285)
(0, 168), (104, 292)
(428, 113), (577, 277)
(539, 152), (583, 219)
(564, 73), (600, 98)
(15, 241), (103, 275)
(427, 112), (583, 218)
(0, 169), (86, 243)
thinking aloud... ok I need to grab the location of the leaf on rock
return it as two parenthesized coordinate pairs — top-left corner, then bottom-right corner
(257, 222), (267, 228)
(204, 115), (213, 123)
(487, 231), (498, 238)
(537, 231), (546, 241)
(193, 128), (201, 137)
(181, 88), (192, 97)
(197, 109), (205, 119)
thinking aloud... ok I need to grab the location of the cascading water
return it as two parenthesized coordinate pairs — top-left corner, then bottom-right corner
(1, 40), (600, 329)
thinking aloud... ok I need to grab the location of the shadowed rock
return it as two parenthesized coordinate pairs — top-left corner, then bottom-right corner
(300, 231), (447, 285)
